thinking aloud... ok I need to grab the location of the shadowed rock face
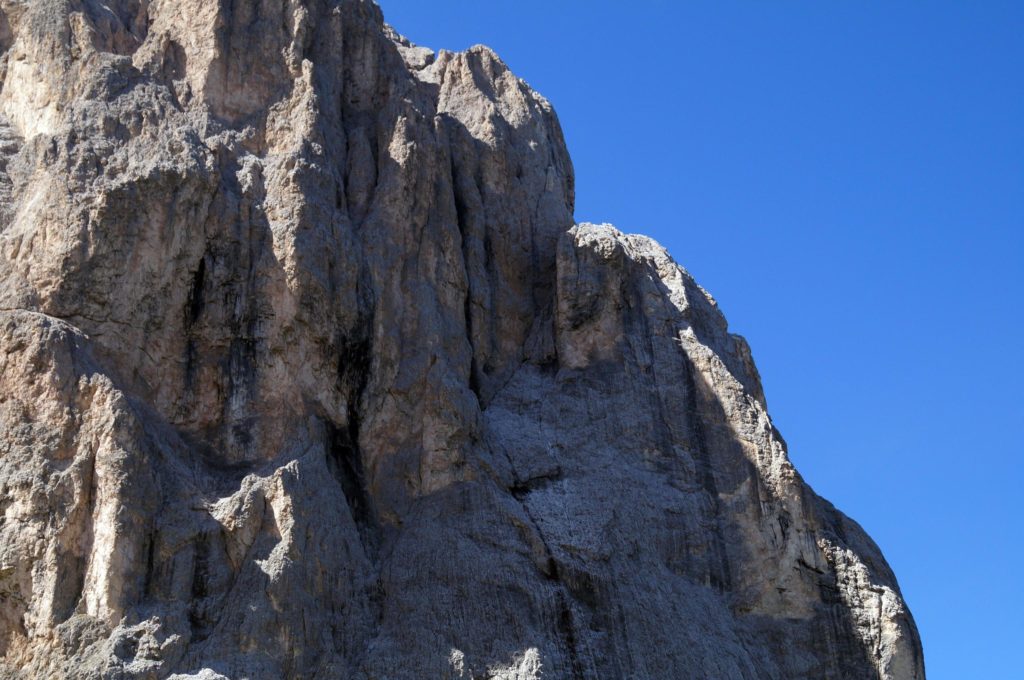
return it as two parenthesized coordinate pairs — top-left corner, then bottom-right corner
(0, 1), (923, 678)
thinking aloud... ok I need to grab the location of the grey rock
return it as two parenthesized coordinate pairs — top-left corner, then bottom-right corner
(0, 1), (923, 678)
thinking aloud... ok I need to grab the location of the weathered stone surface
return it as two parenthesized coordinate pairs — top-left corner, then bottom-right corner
(0, 1), (923, 678)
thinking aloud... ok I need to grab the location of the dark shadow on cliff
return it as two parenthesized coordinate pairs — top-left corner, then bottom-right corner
(641, 256), (911, 678)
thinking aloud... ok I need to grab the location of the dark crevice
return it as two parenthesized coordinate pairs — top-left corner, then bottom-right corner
(328, 333), (379, 557)
(159, 39), (187, 82)
(142, 530), (157, 597)
(529, 355), (560, 379)
(367, 128), (380, 195)
(467, 339), (482, 400)
(558, 564), (602, 611)
(449, 139), (483, 404)
(777, 513), (791, 542)
(226, 336), (258, 440)
(327, 419), (375, 550)
(556, 591), (586, 679)
(0, 11), (12, 54)
(473, 161), (497, 327)
(508, 468), (563, 501)
(183, 336), (200, 394)
(449, 151), (470, 239)
(188, 532), (211, 642)
(185, 256), (206, 326)
(341, 152), (352, 218)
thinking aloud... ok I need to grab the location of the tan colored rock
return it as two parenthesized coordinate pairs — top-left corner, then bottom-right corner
(0, 1), (922, 678)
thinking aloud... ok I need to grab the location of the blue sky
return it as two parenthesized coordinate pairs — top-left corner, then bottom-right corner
(379, 2), (1023, 677)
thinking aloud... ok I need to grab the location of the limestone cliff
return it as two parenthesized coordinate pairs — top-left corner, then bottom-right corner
(0, 1), (923, 678)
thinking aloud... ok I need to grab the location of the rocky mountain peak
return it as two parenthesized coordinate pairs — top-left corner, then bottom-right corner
(0, 1), (922, 678)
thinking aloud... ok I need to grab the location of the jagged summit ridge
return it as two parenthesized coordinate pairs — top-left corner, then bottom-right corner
(0, 1), (922, 678)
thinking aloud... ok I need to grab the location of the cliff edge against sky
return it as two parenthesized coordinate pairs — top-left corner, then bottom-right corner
(0, 1), (922, 678)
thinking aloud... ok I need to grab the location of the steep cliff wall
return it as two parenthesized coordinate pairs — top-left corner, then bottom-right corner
(0, 1), (923, 678)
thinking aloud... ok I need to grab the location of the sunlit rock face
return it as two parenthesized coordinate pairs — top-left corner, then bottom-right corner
(0, 1), (923, 678)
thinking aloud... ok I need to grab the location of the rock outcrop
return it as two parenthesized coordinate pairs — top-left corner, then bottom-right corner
(0, 1), (923, 678)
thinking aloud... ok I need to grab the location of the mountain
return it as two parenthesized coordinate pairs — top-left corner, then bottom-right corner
(0, 1), (923, 678)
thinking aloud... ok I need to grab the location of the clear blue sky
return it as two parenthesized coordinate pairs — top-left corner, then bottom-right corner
(379, 2), (1023, 677)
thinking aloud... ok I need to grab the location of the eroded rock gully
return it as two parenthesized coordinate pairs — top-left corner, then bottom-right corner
(0, 1), (923, 678)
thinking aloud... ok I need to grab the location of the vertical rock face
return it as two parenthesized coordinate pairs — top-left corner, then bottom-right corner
(0, 1), (923, 678)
